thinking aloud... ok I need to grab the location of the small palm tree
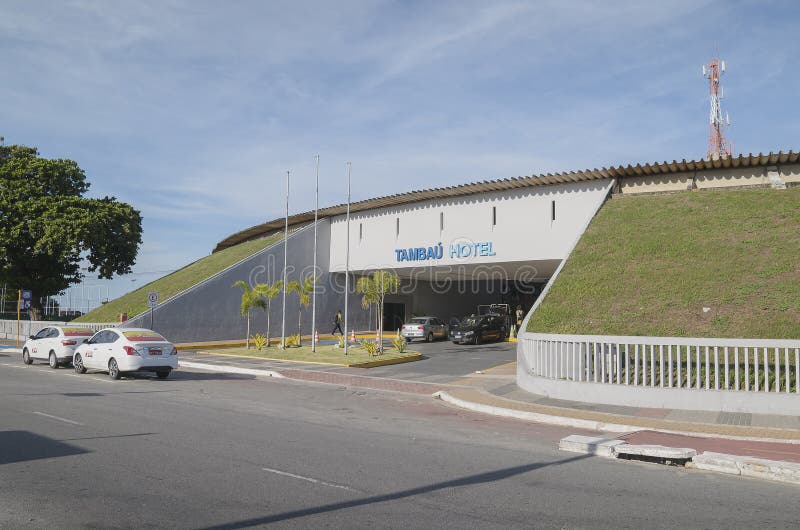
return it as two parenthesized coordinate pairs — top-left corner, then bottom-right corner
(286, 275), (316, 347)
(356, 270), (401, 353)
(232, 280), (265, 349)
(254, 280), (283, 347)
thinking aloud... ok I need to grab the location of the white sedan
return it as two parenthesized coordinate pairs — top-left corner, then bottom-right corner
(73, 328), (178, 380)
(22, 326), (95, 368)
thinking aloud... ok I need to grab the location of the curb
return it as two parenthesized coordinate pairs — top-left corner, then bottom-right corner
(433, 390), (800, 444)
(688, 452), (800, 485)
(178, 361), (284, 379)
(560, 436), (800, 486)
(432, 391), (639, 433)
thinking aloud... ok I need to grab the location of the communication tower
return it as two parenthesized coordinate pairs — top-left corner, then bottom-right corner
(703, 57), (732, 159)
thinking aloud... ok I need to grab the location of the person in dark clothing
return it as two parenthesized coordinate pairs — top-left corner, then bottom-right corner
(332, 310), (344, 335)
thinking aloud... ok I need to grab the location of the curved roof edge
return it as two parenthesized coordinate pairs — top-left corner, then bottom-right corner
(213, 150), (799, 252)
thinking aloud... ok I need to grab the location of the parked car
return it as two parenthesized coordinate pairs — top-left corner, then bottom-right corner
(401, 316), (449, 342)
(73, 328), (178, 380)
(22, 326), (95, 368)
(449, 314), (507, 345)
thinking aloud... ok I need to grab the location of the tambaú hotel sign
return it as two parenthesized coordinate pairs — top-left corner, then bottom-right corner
(395, 241), (496, 262)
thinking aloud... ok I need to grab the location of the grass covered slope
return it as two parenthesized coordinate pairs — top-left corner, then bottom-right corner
(527, 187), (800, 339)
(76, 233), (284, 323)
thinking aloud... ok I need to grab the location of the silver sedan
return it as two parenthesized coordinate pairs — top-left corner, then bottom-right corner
(400, 316), (448, 342)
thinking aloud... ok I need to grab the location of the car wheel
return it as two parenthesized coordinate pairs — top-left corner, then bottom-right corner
(156, 370), (170, 380)
(426, 332), (434, 343)
(49, 351), (59, 369)
(108, 358), (121, 380)
(73, 353), (86, 374)
(474, 333), (482, 345)
(22, 348), (33, 365)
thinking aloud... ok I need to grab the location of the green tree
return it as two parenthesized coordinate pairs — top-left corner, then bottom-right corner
(286, 275), (316, 347)
(254, 280), (283, 347)
(356, 270), (401, 353)
(0, 145), (143, 319)
(232, 280), (265, 349)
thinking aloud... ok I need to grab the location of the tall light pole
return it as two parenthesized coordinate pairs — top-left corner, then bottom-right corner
(280, 170), (289, 349)
(344, 162), (351, 355)
(311, 155), (320, 352)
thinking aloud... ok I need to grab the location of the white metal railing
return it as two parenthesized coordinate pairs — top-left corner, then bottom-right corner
(519, 332), (800, 395)
(0, 319), (116, 341)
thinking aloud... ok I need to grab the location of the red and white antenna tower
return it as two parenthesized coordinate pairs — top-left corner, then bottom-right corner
(703, 56), (732, 159)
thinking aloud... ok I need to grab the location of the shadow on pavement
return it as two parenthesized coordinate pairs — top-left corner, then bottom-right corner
(0, 430), (89, 465)
(200, 454), (589, 529)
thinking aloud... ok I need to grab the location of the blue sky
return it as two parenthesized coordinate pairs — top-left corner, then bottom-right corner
(2, 0), (799, 311)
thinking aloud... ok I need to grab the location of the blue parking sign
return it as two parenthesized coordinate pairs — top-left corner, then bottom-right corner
(21, 289), (32, 310)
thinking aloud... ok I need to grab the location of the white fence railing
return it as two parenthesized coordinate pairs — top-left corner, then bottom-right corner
(519, 333), (800, 394)
(0, 319), (116, 341)
(517, 332), (800, 414)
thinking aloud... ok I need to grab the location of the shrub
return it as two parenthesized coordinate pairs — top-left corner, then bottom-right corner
(337, 335), (345, 349)
(361, 340), (379, 357)
(285, 334), (300, 347)
(251, 333), (268, 350)
(392, 337), (407, 353)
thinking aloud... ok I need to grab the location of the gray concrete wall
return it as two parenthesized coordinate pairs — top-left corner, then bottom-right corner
(122, 220), (375, 343)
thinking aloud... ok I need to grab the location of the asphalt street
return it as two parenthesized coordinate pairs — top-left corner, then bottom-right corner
(1, 348), (798, 529)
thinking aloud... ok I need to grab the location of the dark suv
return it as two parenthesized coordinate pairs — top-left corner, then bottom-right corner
(449, 314), (506, 345)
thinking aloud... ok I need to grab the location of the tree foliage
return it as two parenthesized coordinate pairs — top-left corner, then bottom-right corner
(0, 145), (143, 314)
(286, 275), (316, 346)
(232, 280), (265, 349)
(356, 270), (400, 353)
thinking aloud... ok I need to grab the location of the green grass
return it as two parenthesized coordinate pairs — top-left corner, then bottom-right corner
(76, 233), (284, 323)
(527, 187), (800, 339)
(205, 344), (421, 367)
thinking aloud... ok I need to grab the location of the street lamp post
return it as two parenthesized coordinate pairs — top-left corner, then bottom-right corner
(311, 155), (319, 353)
(344, 162), (351, 355)
(281, 170), (290, 349)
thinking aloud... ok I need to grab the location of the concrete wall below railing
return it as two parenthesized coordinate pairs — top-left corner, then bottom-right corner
(0, 320), (114, 342)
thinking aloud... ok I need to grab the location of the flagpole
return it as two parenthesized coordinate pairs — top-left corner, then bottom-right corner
(344, 162), (351, 355)
(281, 170), (289, 349)
(311, 155), (319, 352)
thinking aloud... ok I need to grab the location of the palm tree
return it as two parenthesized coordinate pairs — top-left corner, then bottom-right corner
(254, 280), (283, 348)
(356, 270), (401, 353)
(286, 275), (315, 347)
(232, 280), (265, 349)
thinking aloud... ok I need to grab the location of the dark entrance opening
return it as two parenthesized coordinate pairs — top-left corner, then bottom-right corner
(383, 302), (405, 332)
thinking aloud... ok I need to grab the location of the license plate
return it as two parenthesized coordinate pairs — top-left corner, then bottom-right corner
(149, 349), (162, 355)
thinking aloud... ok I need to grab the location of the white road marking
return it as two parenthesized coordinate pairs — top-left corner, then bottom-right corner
(32, 411), (85, 426)
(262, 467), (360, 493)
(0, 363), (24, 368)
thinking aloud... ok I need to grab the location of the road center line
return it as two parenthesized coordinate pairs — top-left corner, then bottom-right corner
(262, 467), (359, 493)
(32, 411), (85, 426)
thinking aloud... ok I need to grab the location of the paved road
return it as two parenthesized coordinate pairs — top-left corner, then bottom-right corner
(181, 339), (517, 385)
(1, 352), (798, 529)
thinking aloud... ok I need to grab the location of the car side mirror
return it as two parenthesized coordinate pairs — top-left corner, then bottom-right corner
(29, 335), (35, 340)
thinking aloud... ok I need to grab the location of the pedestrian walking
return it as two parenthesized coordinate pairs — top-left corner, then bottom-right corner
(515, 305), (524, 328)
(332, 309), (344, 335)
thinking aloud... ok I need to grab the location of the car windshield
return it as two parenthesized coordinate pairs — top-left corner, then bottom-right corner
(409, 318), (427, 324)
(460, 317), (481, 326)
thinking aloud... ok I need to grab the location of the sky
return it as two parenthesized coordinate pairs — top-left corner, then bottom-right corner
(2, 0), (799, 312)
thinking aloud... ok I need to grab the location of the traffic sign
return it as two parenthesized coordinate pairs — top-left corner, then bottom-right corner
(21, 290), (32, 310)
(147, 291), (159, 308)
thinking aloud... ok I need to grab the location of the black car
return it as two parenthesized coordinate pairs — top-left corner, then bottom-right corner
(449, 314), (506, 345)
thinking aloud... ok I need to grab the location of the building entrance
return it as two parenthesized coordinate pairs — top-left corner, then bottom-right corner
(383, 302), (406, 332)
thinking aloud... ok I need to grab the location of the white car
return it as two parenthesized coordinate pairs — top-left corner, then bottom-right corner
(73, 328), (178, 380)
(22, 326), (95, 368)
